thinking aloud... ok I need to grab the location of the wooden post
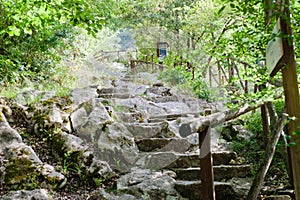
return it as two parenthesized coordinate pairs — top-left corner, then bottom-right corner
(279, 0), (300, 197)
(259, 84), (271, 148)
(199, 126), (215, 200)
(218, 63), (221, 87)
(261, 104), (270, 148)
(209, 67), (212, 87)
(130, 60), (135, 74)
(244, 64), (248, 94)
(192, 66), (195, 80)
(151, 53), (154, 72)
(146, 54), (148, 70)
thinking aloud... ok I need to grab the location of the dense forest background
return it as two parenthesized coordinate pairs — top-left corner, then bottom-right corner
(1, 0), (300, 101)
(1, 0), (300, 199)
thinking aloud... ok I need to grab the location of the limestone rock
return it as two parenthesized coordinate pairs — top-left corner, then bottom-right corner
(90, 189), (136, 200)
(51, 131), (115, 181)
(14, 89), (56, 105)
(2, 142), (66, 189)
(70, 98), (113, 142)
(87, 159), (115, 181)
(124, 121), (173, 139)
(155, 102), (192, 115)
(232, 125), (254, 141)
(70, 87), (98, 107)
(95, 123), (139, 172)
(52, 131), (87, 156)
(0, 189), (53, 200)
(0, 114), (23, 150)
(146, 86), (172, 97)
(117, 168), (187, 200)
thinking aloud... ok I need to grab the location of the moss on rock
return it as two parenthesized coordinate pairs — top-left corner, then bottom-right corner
(4, 157), (40, 190)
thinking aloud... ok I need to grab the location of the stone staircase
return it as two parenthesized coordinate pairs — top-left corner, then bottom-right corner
(97, 71), (253, 200)
(135, 136), (251, 199)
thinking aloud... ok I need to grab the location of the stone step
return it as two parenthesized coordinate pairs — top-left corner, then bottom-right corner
(97, 87), (131, 99)
(137, 151), (238, 170)
(150, 96), (179, 103)
(173, 164), (252, 181)
(149, 112), (200, 122)
(170, 151), (238, 168)
(124, 122), (174, 140)
(135, 138), (191, 153)
(120, 77), (134, 82)
(98, 93), (131, 99)
(174, 180), (244, 200)
(97, 87), (129, 94)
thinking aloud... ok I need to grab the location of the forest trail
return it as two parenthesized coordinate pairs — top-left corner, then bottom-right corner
(0, 59), (253, 199)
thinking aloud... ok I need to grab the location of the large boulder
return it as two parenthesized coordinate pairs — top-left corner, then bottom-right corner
(69, 87), (98, 107)
(124, 121), (174, 139)
(51, 131), (115, 182)
(10, 96), (73, 135)
(0, 112), (22, 149)
(117, 168), (187, 200)
(95, 123), (139, 172)
(70, 98), (113, 142)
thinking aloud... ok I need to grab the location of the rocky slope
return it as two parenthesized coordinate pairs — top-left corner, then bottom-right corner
(0, 62), (254, 199)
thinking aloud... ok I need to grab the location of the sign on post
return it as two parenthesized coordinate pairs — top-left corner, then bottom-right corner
(266, 19), (285, 76)
(157, 42), (169, 60)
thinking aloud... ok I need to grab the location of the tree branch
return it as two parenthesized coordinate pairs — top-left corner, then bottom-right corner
(246, 113), (287, 200)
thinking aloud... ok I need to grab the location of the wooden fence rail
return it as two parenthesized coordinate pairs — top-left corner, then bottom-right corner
(94, 50), (138, 62)
(130, 59), (166, 74)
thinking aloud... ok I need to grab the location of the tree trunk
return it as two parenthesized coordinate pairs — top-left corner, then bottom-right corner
(280, 0), (300, 196)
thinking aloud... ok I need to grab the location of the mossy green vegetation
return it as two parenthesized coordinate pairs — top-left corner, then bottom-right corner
(4, 158), (40, 190)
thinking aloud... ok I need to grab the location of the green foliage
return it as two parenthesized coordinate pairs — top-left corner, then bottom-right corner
(273, 99), (285, 116)
(158, 66), (189, 86)
(0, 0), (114, 91)
(243, 111), (263, 136)
(158, 63), (212, 100)
(191, 77), (211, 100)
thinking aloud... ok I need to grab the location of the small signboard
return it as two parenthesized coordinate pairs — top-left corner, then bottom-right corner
(266, 19), (285, 76)
(157, 42), (169, 60)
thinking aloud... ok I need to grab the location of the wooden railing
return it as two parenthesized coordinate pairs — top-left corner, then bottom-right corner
(130, 59), (166, 73)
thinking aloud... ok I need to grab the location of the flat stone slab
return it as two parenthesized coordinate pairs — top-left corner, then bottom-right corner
(137, 151), (239, 169)
(174, 180), (242, 200)
(98, 93), (131, 99)
(135, 138), (191, 153)
(173, 164), (252, 181)
(168, 151), (238, 168)
(150, 96), (179, 103)
(149, 112), (199, 122)
(124, 122), (173, 139)
(0, 189), (52, 200)
(97, 87), (129, 94)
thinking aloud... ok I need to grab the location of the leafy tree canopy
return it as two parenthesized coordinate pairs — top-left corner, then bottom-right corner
(0, 0), (114, 85)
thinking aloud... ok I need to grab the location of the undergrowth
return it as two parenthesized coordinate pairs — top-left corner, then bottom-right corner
(157, 66), (212, 101)
(231, 100), (290, 192)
